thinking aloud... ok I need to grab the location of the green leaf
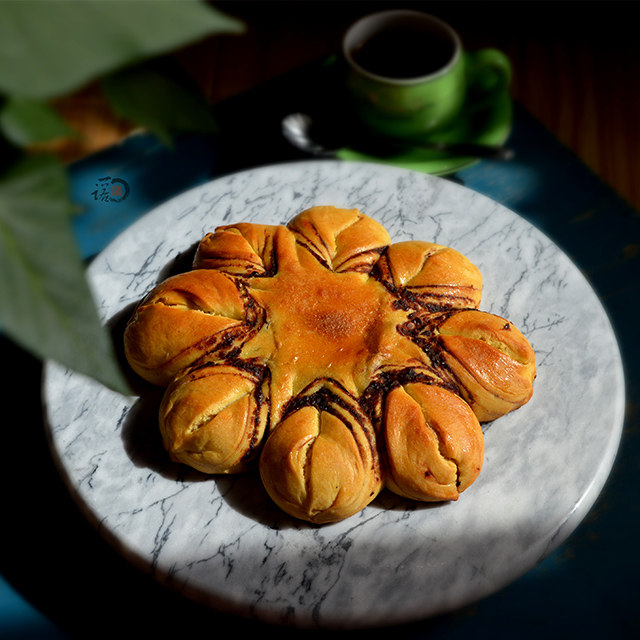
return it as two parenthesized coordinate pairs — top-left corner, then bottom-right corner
(0, 155), (130, 394)
(0, 96), (76, 146)
(101, 63), (217, 146)
(0, 0), (245, 99)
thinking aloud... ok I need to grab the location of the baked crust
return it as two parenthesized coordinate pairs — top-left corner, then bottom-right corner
(382, 383), (483, 502)
(123, 270), (249, 386)
(124, 206), (536, 523)
(259, 379), (382, 524)
(159, 360), (270, 474)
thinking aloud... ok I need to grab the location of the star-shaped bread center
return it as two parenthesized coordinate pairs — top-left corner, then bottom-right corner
(248, 244), (407, 420)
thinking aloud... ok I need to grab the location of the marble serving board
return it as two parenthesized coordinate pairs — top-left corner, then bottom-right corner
(43, 160), (625, 629)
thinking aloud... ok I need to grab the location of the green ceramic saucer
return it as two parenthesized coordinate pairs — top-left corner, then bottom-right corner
(336, 55), (513, 176)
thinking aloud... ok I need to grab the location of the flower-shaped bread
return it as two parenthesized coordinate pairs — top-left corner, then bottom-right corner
(124, 206), (536, 523)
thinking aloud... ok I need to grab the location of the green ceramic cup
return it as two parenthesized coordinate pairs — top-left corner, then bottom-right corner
(342, 10), (511, 139)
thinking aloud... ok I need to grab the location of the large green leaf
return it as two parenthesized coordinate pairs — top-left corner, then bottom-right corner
(0, 155), (129, 394)
(0, 0), (245, 99)
(0, 96), (76, 146)
(102, 62), (218, 146)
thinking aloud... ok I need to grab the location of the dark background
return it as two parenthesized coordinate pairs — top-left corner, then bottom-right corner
(51, 0), (640, 213)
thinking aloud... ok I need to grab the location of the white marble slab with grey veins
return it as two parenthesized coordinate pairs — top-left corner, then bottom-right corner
(43, 161), (625, 629)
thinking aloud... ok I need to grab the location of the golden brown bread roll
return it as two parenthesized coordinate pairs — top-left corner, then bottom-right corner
(159, 360), (270, 474)
(124, 205), (536, 523)
(193, 223), (283, 276)
(375, 240), (483, 310)
(123, 270), (252, 386)
(287, 205), (391, 273)
(436, 309), (537, 422)
(381, 382), (483, 502)
(259, 379), (382, 524)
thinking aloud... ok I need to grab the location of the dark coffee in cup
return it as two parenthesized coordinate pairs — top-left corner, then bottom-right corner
(350, 26), (456, 79)
(342, 10), (468, 137)
(343, 10), (511, 138)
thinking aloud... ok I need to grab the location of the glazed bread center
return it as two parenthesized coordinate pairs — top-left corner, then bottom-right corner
(258, 263), (390, 374)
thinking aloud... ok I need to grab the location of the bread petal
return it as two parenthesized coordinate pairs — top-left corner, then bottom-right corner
(382, 383), (484, 501)
(194, 223), (281, 276)
(124, 270), (256, 386)
(437, 309), (537, 421)
(159, 361), (270, 474)
(288, 205), (390, 273)
(376, 241), (483, 310)
(259, 380), (382, 523)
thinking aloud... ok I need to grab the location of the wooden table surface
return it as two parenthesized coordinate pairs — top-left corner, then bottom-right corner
(51, 1), (640, 213)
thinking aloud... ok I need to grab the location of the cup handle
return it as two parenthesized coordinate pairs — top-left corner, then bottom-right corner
(465, 48), (512, 93)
